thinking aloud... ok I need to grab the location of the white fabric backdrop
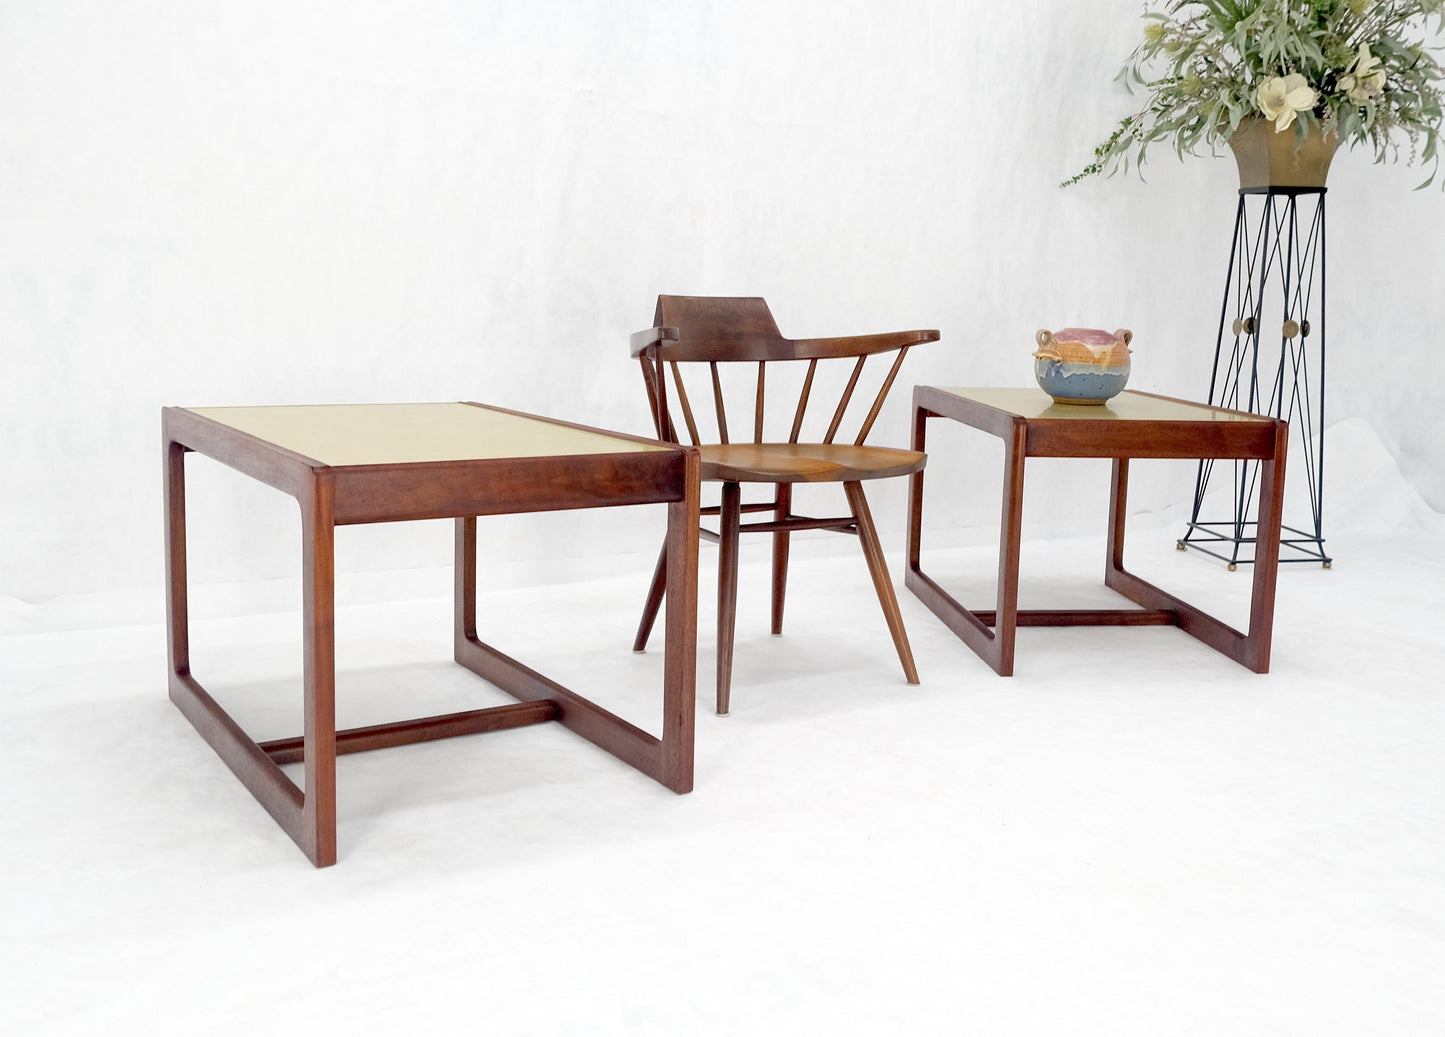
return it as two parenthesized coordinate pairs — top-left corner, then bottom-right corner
(3, 0), (1442, 602)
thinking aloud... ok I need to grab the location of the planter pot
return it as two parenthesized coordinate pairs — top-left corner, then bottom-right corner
(1228, 116), (1339, 189)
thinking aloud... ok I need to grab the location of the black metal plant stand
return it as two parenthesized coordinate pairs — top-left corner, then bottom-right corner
(1179, 186), (1333, 569)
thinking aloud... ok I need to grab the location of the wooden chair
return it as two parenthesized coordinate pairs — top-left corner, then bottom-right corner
(630, 295), (939, 715)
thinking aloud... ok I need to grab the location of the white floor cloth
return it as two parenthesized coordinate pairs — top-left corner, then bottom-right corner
(3, 422), (1441, 1034)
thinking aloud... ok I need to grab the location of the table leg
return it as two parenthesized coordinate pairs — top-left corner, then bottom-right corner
(905, 410), (1027, 675)
(455, 515), (479, 645)
(451, 449), (698, 793)
(165, 441), (190, 683)
(905, 402), (928, 573)
(986, 420), (1028, 676)
(1104, 433), (1285, 674)
(1243, 423), (1288, 671)
(1106, 457), (1130, 576)
(661, 450), (700, 791)
(299, 475), (338, 867)
(165, 436), (318, 865)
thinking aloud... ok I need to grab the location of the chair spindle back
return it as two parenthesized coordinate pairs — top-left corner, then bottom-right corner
(635, 295), (918, 451)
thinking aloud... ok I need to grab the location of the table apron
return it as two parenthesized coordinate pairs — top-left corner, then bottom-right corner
(1023, 422), (1278, 459)
(329, 453), (688, 524)
(163, 407), (317, 498)
(912, 388), (1018, 439)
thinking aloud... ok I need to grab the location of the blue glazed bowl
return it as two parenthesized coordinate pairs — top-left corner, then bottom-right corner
(1033, 328), (1133, 406)
(1033, 357), (1130, 404)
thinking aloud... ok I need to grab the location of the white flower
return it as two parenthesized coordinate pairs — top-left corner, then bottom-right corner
(1338, 43), (1387, 105)
(1256, 73), (1319, 132)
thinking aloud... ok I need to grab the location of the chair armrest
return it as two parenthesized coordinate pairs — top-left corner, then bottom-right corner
(630, 326), (681, 357)
(792, 329), (940, 359)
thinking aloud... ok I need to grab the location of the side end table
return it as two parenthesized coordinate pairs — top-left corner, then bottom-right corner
(164, 402), (699, 867)
(905, 387), (1287, 676)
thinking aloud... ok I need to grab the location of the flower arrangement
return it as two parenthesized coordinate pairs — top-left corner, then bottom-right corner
(1064, 0), (1445, 187)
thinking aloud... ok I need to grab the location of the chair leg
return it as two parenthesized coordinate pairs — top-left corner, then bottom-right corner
(770, 483), (792, 636)
(843, 481), (920, 685)
(716, 481), (742, 716)
(632, 540), (668, 653)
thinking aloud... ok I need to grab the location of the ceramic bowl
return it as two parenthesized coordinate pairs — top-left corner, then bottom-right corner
(1033, 328), (1133, 405)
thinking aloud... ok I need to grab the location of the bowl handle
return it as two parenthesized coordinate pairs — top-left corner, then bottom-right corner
(1033, 329), (1061, 362)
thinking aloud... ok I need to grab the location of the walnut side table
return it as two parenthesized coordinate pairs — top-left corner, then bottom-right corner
(164, 402), (700, 867)
(905, 387), (1288, 676)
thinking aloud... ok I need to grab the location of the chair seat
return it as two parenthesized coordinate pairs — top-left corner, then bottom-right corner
(699, 442), (926, 483)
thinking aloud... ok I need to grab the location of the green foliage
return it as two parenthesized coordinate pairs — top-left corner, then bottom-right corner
(1065, 0), (1445, 187)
